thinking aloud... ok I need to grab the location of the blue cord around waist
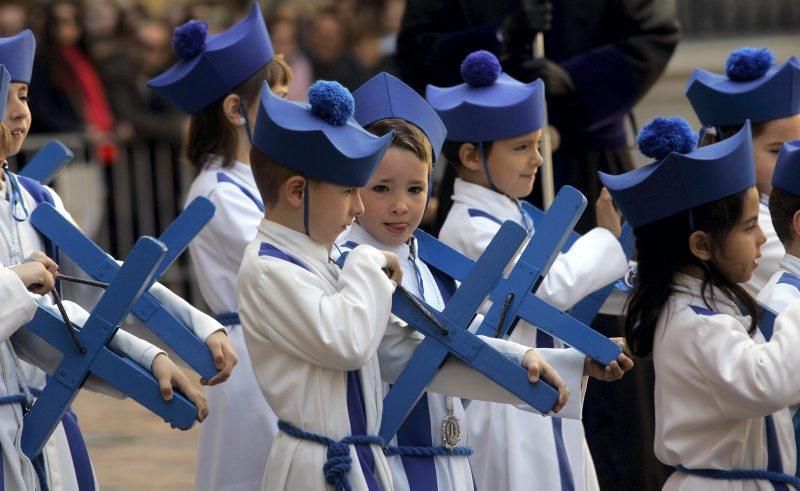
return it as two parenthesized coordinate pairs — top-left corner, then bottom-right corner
(384, 444), (473, 457)
(677, 464), (800, 489)
(278, 420), (386, 491)
(214, 312), (240, 327)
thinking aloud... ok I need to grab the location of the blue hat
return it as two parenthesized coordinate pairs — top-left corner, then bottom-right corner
(0, 30), (35, 84)
(147, 3), (274, 114)
(426, 50), (545, 142)
(252, 80), (394, 188)
(0, 65), (10, 119)
(771, 140), (800, 196)
(353, 72), (447, 163)
(599, 117), (756, 228)
(686, 47), (800, 127)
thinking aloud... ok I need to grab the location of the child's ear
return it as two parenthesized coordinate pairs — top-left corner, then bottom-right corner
(688, 230), (713, 261)
(222, 93), (245, 127)
(458, 143), (482, 172)
(792, 209), (800, 244)
(283, 176), (306, 209)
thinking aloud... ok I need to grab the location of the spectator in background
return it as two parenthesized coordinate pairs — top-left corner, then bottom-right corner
(303, 8), (368, 90)
(269, 18), (312, 100)
(82, 0), (126, 68)
(0, 0), (25, 37)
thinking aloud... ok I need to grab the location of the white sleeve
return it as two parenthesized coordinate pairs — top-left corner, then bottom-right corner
(239, 244), (395, 371)
(757, 281), (800, 315)
(147, 282), (224, 341)
(441, 216), (501, 262)
(377, 321), (585, 419)
(204, 183), (263, 268)
(0, 266), (38, 341)
(537, 227), (627, 311)
(694, 300), (800, 418)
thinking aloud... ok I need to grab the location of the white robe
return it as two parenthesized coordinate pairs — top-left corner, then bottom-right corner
(0, 175), (220, 490)
(439, 178), (627, 491)
(185, 158), (278, 491)
(240, 219), (588, 491)
(743, 196), (784, 298)
(655, 273), (800, 490)
(339, 223), (587, 490)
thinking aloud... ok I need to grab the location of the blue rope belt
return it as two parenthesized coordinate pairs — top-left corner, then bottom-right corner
(278, 420), (385, 491)
(384, 445), (473, 457)
(214, 312), (240, 327)
(677, 464), (800, 489)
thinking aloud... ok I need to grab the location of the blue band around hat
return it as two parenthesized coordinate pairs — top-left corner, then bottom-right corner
(0, 30), (35, 84)
(599, 121), (756, 228)
(686, 57), (800, 127)
(353, 72), (447, 163)
(252, 82), (394, 188)
(772, 140), (800, 197)
(147, 3), (274, 114)
(426, 74), (546, 142)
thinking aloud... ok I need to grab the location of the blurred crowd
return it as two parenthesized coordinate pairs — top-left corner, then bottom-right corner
(1, 0), (405, 156)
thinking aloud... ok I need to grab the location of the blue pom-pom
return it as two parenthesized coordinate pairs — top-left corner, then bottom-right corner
(173, 20), (207, 60)
(460, 50), (501, 87)
(726, 47), (774, 81)
(637, 117), (698, 160)
(308, 81), (354, 126)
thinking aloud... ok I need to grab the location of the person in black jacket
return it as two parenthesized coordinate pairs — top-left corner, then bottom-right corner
(397, 2), (679, 490)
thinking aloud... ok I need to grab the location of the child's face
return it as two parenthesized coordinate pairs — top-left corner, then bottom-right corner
(711, 187), (767, 284)
(754, 114), (800, 196)
(308, 180), (364, 245)
(485, 130), (543, 198)
(3, 83), (31, 157)
(359, 147), (429, 247)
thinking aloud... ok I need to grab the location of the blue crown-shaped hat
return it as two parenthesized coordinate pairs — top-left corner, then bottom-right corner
(147, 3), (274, 114)
(599, 117), (756, 228)
(425, 51), (545, 142)
(353, 72), (447, 163)
(686, 47), (800, 127)
(253, 81), (394, 188)
(0, 30), (35, 84)
(771, 140), (800, 196)
(0, 65), (11, 119)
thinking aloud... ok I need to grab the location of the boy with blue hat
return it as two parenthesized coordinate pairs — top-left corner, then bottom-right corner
(430, 50), (630, 491)
(686, 47), (800, 296)
(338, 71), (610, 490)
(148, 4), (281, 488)
(602, 117), (800, 489)
(240, 78), (578, 490)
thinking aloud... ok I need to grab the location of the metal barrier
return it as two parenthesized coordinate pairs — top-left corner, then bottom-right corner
(8, 133), (207, 309)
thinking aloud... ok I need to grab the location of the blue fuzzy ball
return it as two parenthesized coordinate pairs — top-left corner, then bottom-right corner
(637, 117), (698, 160)
(726, 47), (774, 81)
(173, 20), (208, 60)
(308, 81), (355, 126)
(460, 50), (501, 87)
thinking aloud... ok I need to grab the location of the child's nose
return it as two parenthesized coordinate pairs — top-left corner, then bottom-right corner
(352, 190), (365, 216)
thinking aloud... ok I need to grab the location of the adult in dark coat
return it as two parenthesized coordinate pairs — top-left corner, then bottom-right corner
(397, 2), (679, 489)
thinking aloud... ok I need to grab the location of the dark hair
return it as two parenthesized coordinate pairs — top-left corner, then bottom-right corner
(441, 140), (494, 172)
(250, 145), (302, 207)
(365, 118), (433, 169)
(624, 190), (760, 357)
(769, 187), (800, 245)
(186, 63), (269, 172)
(699, 122), (767, 146)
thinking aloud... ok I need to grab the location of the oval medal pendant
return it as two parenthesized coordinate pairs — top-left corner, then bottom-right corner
(441, 413), (461, 451)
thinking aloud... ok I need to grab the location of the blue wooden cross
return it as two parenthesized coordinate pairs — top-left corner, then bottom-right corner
(519, 200), (636, 325)
(21, 236), (197, 458)
(29, 199), (220, 379)
(376, 220), (561, 441)
(19, 140), (73, 185)
(416, 186), (622, 365)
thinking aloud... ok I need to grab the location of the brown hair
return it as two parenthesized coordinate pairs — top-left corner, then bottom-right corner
(0, 122), (11, 160)
(250, 145), (302, 207)
(769, 187), (800, 245)
(364, 118), (433, 171)
(441, 140), (493, 173)
(264, 54), (293, 89)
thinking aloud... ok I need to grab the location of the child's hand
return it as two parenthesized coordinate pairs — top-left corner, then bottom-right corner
(151, 353), (209, 423)
(522, 349), (569, 413)
(201, 331), (238, 386)
(27, 251), (59, 277)
(11, 261), (56, 295)
(381, 251), (403, 285)
(595, 187), (622, 238)
(583, 337), (634, 381)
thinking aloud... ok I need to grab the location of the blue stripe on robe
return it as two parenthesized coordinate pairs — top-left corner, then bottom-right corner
(216, 172), (264, 212)
(258, 242), (312, 272)
(467, 208), (504, 226)
(347, 371), (380, 490)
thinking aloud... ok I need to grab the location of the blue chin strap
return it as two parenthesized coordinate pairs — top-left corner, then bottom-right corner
(477, 142), (499, 192)
(2, 161), (30, 222)
(239, 99), (255, 146)
(303, 181), (310, 236)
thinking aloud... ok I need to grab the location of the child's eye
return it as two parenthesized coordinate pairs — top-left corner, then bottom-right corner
(372, 185), (388, 193)
(409, 186), (423, 194)
(514, 144), (529, 152)
(19, 96), (28, 104)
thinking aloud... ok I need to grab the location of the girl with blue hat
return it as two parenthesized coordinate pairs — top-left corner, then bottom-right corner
(338, 71), (607, 490)
(686, 47), (800, 297)
(603, 116), (800, 489)
(147, 4), (284, 489)
(430, 50), (633, 491)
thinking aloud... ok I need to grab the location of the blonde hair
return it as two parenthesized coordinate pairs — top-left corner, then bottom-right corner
(0, 123), (12, 161)
(265, 54), (293, 88)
